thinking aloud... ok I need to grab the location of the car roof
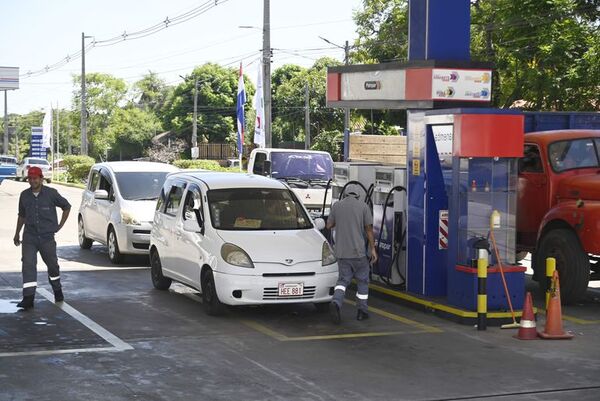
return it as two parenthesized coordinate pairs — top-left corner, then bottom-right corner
(168, 171), (286, 190)
(94, 161), (179, 173)
(525, 130), (600, 146)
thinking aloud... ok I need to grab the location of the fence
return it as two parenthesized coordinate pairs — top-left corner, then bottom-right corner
(198, 143), (236, 160)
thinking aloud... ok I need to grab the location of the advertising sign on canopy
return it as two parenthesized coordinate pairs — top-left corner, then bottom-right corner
(0, 67), (19, 90)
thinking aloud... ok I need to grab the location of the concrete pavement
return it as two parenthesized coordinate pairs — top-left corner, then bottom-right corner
(1, 178), (600, 401)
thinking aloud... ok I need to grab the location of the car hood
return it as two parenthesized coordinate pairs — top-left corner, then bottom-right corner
(558, 173), (600, 200)
(216, 229), (323, 265)
(120, 199), (158, 223)
(291, 187), (330, 208)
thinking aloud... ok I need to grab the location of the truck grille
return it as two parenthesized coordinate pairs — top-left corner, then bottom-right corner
(263, 286), (316, 300)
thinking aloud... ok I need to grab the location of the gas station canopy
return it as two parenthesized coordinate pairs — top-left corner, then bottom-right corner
(327, 60), (493, 110)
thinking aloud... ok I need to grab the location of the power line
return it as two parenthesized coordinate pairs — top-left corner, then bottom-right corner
(20, 0), (231, 79)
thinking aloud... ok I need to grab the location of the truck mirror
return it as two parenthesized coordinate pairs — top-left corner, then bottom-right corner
(263, 160), (272, 176)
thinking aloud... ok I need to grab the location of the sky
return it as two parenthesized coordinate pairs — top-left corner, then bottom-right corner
(1, 0), (363, 115)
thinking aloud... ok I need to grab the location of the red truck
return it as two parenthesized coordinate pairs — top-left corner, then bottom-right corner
(518, 129), (600, 303)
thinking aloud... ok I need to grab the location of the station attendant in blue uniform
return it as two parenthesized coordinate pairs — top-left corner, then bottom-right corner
(13, 166), (71, 309)
(326, 184), (377, 324)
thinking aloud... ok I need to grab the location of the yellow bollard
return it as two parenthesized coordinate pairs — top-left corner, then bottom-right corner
(477, 257), (488, 331)
(545, 257), (556, 309)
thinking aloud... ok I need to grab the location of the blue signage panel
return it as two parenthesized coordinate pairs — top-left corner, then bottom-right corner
(30, 127), (46, 158)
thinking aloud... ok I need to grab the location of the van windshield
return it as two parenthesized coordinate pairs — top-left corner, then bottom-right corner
(548, 138), (600, 173)
(207, 188), (313, 230)
(114, 171), (170, 200)
(270, 152), (333, 181)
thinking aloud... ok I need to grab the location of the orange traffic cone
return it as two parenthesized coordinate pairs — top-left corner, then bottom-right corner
(539, 271), (574, 340)
(514, 292), (538, 340)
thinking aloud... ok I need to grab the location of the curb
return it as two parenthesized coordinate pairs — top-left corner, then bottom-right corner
(51, 181), (86, 190)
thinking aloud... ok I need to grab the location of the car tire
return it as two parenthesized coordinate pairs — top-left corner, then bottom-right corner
(150, 249), (172, 290)
(46, 179), (52, 184)
(202, 270), (225, 316)
(78, 217), (93, 249)
(314, 302), (330, 313)
(107, 226), (124, 264)
(535, 228), (590, 304)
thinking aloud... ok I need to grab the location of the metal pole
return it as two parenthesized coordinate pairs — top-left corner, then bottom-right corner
(3, 91), (8, 155)
(50, 104), (55, 181)
(56, 102), (60, 180)
(343, 41), (350, 138)
(192, 78), (198, 158)
(81, 32), (88, 156)
(304, 84), (310, 149)
(14, 127), (18, 160)
(263, 0), (272, 148)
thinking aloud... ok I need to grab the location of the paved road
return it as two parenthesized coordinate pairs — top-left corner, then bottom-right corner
(1, 179), (600, 401)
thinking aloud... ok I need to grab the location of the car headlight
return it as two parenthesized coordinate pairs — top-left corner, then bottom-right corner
(322, 241), (337, 266)
(221, 243), (254, 268)
(121, 209), (141, 225)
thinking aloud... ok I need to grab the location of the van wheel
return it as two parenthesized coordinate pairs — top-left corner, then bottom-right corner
(536, 228), (590, 304)
(202, 270), (225, 316)
(107, 227), (124, 264)
(78, 217), (93, 249)
(150, 249), (171, 290)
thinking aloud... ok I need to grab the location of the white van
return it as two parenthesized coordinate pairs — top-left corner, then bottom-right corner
(149, 171), (338, 315)
(78, 161), (180, 263)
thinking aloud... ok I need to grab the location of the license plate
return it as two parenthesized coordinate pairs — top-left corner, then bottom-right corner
(278, 283), (304, 297)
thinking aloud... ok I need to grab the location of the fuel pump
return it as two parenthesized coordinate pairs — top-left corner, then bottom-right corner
(371, 166), (408, 286)
(330, 162), (382, 203)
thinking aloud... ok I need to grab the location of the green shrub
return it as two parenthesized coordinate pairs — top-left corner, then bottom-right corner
(173, 159), (241, 173)
(63, 155), (95, 183)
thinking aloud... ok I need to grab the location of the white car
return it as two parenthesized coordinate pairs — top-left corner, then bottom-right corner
(78, 161), (179, 263)
(17, 157), (52, 182)
(149, 171), (338, 315)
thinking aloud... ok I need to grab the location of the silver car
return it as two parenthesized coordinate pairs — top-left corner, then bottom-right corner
(17, 157), (52, 183)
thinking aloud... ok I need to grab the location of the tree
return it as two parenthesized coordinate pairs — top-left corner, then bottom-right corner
(132, 72), (171, 113)
(271, 58), (345, 145)
(160, 63), (255, 146)
(106, 107), (162, 160)
(71, 73), (128, 158)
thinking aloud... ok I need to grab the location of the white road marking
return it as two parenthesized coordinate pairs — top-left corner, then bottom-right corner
(0, 288), (133, 358)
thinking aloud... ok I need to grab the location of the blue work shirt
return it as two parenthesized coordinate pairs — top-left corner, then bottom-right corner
(18, 186), (71, 236)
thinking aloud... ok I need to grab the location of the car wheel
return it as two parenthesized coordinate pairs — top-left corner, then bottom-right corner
(107, 227), (124, 264)
(150, 249), (172, 290)
(46, 179), (52, 184)
(314, 302), (330, 313)
(535, 228), (590, 304)
(201, 270), (225, 316)
(78, 217), (93, 249)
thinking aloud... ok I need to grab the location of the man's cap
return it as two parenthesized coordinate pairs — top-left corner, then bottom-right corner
(344, 183), (362, 198)
(27, 166), (44, 178)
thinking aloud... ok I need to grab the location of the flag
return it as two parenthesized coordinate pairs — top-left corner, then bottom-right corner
(236, 63), (246, 156)
(253, 63), (265, 148)
(42, 105), (52, 149)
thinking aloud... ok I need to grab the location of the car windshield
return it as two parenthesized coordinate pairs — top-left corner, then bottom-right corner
(114, 171), (170, 201)
(207, 188), (313, 231)
(548, 138), (600, 173)
(28, 158), (49, 165)
(270, 152), (333, 181)
(0, 156), (16, 164)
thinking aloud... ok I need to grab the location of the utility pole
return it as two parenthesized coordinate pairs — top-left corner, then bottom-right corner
(263, 0), (272, 148)
(13, 127), (18, 160)
(343, 40), (350, 137)
(3, 91), (8, 155)
(192, 78), (198, 158)
(67, 120), (72, 155)
(56, 102), (60, 165)
(304, 84), (310, 149)
(81, 32), (92, 156)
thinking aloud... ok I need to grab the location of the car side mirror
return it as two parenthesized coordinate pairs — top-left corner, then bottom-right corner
(313, 217), (326, 231)
(263, 160), (271, 176)
(94, 189), (109, 200)
(183, 218), (203, 233)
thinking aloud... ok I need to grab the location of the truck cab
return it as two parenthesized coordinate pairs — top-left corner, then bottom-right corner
(248, 148), (334, 217)
(518, 130), (600, 303)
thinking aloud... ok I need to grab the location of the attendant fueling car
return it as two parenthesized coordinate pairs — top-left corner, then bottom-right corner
(149, 171), (338, 315)
(78, 161), (179, 263)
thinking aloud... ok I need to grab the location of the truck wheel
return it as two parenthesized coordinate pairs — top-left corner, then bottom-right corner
(201, 270), (225, 316)
(536, 228), (590, 304)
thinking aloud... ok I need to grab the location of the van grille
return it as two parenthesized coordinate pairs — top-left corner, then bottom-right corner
(263, 286), (316, 300)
